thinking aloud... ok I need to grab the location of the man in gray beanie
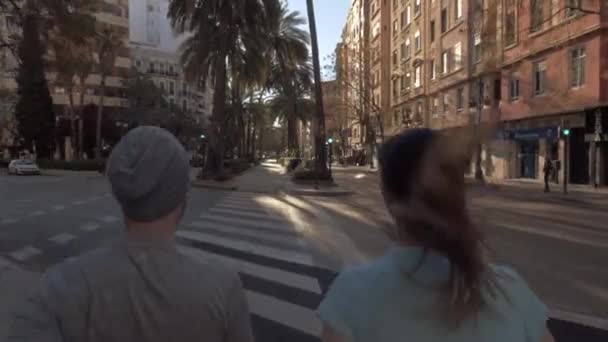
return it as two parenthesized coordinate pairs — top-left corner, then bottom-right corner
(9, 126), (254, 342)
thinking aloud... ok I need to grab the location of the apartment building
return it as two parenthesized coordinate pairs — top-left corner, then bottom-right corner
(499, 0), (608, 186)
(370, 0), (391, 145)
(388, 0), (427, 136)
(0, 9), (19, 154)
(51, 0), (131, 114)
(338, 0), (369, 158)
(130, 42), (213, 124)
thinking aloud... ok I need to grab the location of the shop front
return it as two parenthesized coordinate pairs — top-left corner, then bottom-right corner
(507, 127), (559, 179)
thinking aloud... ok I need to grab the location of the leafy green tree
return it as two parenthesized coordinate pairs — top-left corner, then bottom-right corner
(94, 26), (123, 159)
(169, 0), (267, 178)
(14, 12), (54, 158)
(264, 1), (311, 155)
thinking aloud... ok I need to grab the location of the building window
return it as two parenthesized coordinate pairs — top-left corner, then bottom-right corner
(400, 42), (406, 60)
(441, 7), (448, 33)
(566, 0), (582, 17)
(474, 33), (482, 62)
(416, 100), (423, 118)
(400, 73), (407, 92)
(414, 0), (421, 16)
(414, 30), (421, 51)
(393, 78), (399, 98)
(135, 60), (141, 68)
(430, 20), (435, 42)
(430, 59), (436, 80)
(432, 96), (439, 116)
(393, 19), (399, 36)
(405, 38), (411, 58)
(160, 81), (165, 92)
(533, 60), (547, 95)
(454, 42), (462, 69)
(455, 0), (463, 20)
(406, 5), (411, 25)
(442, 51), (449, 74)
(505, 4), (516, 46)
(531, 0), (544, 32)
(182, 100), (187, 112)
(442, 93), (449, 114)
(570, 47), (586, 88)
(509, 75), (520, 100)
(456, 87), (464, 110)
(392, 50), (398, 66)
(169, 98), (174, 109)
(414, 65), (422, 87)
(169, 81), (175, 95)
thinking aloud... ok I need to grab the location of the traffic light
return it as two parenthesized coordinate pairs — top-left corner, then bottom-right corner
(562, 128), (571, 136)
(327, 137), (334, 144)
(200, 134), (206, 139)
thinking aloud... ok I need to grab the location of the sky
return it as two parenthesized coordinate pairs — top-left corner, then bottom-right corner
(286, 0), (351, 63)
(129, 0), (351, 67)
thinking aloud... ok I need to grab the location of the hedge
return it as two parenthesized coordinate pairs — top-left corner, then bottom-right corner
(37, 159), (106, 171)
(292, 168), (333, 181)
(224, 158), (251, 174)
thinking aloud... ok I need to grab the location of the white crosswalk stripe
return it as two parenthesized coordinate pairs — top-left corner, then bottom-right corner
(199, 214), (289, 232)
(9, 246), (41, 262)
(177, 192), (323, 338)
(49, 233), (75, 245)
(80, 222), (101, 232)
(209, 207), (283, 221)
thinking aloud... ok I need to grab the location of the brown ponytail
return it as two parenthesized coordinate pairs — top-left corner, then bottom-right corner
(380, 129), (503, 325)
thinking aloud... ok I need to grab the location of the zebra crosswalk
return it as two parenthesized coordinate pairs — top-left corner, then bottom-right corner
(176, 191), (333, 342)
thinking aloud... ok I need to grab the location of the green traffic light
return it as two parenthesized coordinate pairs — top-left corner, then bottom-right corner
(328, 138), (334, 144)
(200, 134), (206, 139)
(563, 129), (571, 136)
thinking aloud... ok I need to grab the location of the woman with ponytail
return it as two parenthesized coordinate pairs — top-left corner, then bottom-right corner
(318, 128), (554, 342)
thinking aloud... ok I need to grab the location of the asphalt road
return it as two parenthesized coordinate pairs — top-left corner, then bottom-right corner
(0, 171), (332, 342)
(327, 167), (608, 342)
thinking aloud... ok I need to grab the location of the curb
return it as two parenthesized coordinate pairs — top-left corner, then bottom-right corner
(285, 186), (354, 197)
(191, 181), (238, 191)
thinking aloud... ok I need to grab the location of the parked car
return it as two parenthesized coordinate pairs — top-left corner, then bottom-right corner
(8, 159), (41, 175)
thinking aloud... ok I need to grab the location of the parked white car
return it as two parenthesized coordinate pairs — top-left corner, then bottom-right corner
(8, 159), (41, 175)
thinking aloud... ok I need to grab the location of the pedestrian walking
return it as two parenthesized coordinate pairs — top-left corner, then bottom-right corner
(318, 129), (554, 342)
(9, 126), (253, 342)
(543, 158), (554, 192)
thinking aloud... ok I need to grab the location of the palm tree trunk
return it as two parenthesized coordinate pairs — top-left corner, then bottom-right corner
(206, 45), (228, 177)
(246, 112), (252, 159)
(78, 79), (86, 159)
(306, 0), (328, 176)
(68, 87), (76, 160)
(95, 75), (105, 160)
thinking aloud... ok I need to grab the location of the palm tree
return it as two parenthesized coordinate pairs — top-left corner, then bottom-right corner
(169, 0), (266, 178)
(52, 36), (78, 158)
(305, 0), (328, 176)
(94, 27), (123, 159)
(75, 45), (94, 159)
(264, 1), (310, 156)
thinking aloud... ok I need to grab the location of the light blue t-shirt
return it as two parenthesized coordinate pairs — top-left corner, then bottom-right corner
(318, 247), (547, 342)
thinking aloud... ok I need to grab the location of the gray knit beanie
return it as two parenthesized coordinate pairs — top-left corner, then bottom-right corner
(106, 126), (190, 222)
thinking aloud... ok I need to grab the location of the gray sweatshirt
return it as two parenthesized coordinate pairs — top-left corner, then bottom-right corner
(8, 237), (254, 342)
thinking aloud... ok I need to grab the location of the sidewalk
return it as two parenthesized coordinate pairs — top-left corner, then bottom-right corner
(0, 258), (40, 340)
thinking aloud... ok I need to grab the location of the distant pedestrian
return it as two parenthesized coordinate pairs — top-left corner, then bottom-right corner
(543, 158), (554, 192)
(318, 129), (554, 342)
(9, 126), (253, 342)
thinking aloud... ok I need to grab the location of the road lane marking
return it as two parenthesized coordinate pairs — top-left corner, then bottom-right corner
(9, 246), (41, 262)
(1, 218), (19, 225)
(80, 223), (100, 232)
(220, 198), (256, 205)
(246, 290), (321, 336)
(186, 221), (306, 248)
(179, 246), (321, 294)
(177, 230), (315, 267)
(49, 233), (75, 245)
(213, 203), (269, 214)
(550, 308), (608, 330)
(101, 216), (120, 223)
(51, 205), (66, 211)
(72, 200), (86, 205)
(199, 214), (289, 232)
(28, 210), (45, 217)
(209, 207), (284, 221)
